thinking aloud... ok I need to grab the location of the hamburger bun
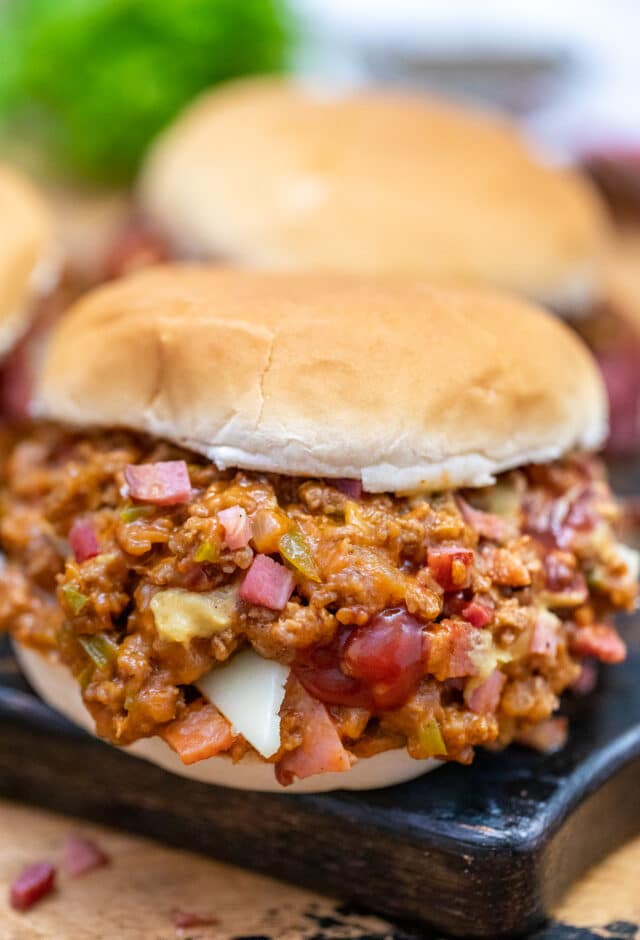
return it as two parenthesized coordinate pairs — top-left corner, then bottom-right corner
(139, 78), (609, 311)
(35, 265), (607, 493)
(0, 164), (57, 358)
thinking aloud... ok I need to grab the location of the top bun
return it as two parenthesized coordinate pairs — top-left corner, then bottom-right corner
(36, 265), (606, 493)
(0, 164), (56, 358)
(139, 78), (609, 312)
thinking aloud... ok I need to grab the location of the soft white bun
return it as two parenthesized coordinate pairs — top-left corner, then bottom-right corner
(139, 78), (609, 311)
(14, 641), (438, 793)
(36, 265), (607, 492)
(0, 164), (57, 358)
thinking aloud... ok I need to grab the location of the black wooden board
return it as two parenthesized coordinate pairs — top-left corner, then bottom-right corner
(0, 611), (640, 939)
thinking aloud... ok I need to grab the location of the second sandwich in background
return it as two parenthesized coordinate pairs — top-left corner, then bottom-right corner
(134, 79), (640, 453)
(137, 78), (608, 314)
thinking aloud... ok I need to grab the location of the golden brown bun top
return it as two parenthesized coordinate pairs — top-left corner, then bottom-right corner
(37, 265), (606, 492)
(140, 78), (609, 311)
(0, 164), (56, 357)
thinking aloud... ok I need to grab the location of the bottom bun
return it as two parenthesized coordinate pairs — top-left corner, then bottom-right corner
(14, 641), (439, 793)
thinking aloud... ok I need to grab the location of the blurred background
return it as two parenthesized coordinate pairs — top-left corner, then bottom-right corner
(295, 0), (640, 155)
(2, 0), (640, 183)
(1, 0), (639, 262)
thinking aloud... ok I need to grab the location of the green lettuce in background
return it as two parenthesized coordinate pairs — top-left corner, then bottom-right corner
(0, 0), (291, 184)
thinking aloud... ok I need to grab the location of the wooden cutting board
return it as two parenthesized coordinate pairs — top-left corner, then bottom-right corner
(0, 799), (637, 940)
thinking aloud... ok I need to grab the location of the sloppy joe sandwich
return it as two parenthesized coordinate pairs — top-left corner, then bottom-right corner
(2, 267), (637, 792)
(137, 78), (608, 314)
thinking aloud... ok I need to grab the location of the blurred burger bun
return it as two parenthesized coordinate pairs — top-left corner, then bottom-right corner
(0, 164), (57, 358)
(139, 78), (610, 313)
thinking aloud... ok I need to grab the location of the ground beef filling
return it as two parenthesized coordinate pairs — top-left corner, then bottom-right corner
(0, 426), (636, 779)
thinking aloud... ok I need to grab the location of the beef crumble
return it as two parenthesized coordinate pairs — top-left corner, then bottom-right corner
(0, 425), (636, 780)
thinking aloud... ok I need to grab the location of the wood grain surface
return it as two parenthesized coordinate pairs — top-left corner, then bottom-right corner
(0, 799), (636, 940)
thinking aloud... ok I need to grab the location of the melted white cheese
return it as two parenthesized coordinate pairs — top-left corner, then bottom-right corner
(197, 650), (289, 759)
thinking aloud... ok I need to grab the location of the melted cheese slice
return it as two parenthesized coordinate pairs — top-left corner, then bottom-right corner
(198, 650), (289, 758)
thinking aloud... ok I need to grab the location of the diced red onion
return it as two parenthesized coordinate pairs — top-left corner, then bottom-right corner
(334, 478), (363, 499)
(524, 487), (598, 550)
(530, 613), (559, 657)
(563, 490), (599, 533)
(64, 833), (109, 877)
(9, 861), (56, 911)
(457, 497), (507, 541)
(182, 563), (211, 591)
(124, 460), (191, 505)
(571, 659), (598, 695)
(447, 632), (476, 676)
(427, 546), (474, 591)
(570, 623), (627, 664)
(426, 620), (476, 680)
(571, 660), (598, 696)
(544, 552), (588, 602)
(240, 554), (295, 611)
(466, 669), (506, 714)
(276, 678), (351, 784)
(218, 505), (253, 550)
(517, 716), (568, 753)
(461, 596), (494, 629)
(69, 519), (100, 563)
(172, 909), (217, 929)
(160, 702), (234, 766)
